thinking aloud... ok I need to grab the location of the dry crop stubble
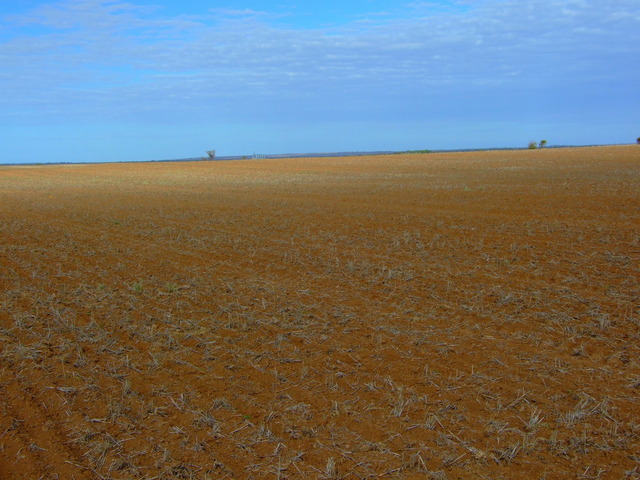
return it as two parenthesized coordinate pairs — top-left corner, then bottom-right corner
(1, 145), (639, 479)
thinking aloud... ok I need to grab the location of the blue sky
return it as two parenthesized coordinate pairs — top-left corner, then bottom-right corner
(1, 0), (638, 163)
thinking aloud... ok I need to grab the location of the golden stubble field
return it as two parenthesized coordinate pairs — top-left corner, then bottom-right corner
(1, 146), (639, 479)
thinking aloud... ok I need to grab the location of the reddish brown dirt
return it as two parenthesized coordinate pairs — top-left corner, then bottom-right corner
(1, 145), (639, 479)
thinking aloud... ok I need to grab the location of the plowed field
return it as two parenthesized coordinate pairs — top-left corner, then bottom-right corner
(1, 145), (639, 479)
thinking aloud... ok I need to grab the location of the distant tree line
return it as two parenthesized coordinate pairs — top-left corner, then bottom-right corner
(529, 140), (548, 149)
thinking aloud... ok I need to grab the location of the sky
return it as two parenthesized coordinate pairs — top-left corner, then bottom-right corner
(0, 0), (639, 163)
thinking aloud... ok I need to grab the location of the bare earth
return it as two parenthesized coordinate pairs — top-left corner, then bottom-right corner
(1, 145), (639, 479)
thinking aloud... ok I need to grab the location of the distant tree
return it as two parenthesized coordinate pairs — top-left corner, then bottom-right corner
(539, 139), (548, 148)
(528, 141), (538, 150)
(637, 137), (640, 145)
(206, 150), (216, 160)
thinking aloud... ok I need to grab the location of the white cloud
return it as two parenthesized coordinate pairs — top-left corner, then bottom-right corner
(208, 8), (269, 18)
(0, 0), (638, 123)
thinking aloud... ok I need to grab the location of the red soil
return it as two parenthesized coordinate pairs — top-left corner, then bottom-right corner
(1, 145), (639, 479)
